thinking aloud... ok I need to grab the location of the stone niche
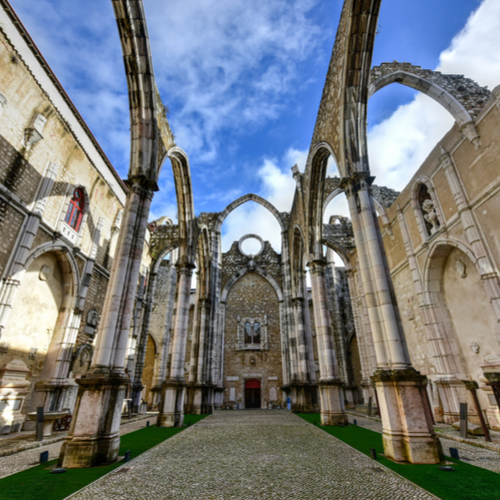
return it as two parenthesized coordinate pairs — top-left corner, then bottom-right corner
(0, 359), (30, 434)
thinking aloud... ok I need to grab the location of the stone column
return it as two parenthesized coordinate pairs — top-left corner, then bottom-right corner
(344, 174), (441, 464)
(195, 299), (211, 414)
(59, 179), (155, 468)
(151, 262), (176, 407)
(0, 162), (59, 339)
(279, 232), (293, 390)
(308, 259), (347, 426)
(208, 231), (224, 405)
(131, 271), (158, 413)
(157, 263), (194, 427)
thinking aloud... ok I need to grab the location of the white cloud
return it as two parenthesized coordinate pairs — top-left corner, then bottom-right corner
(144, 0), (325, 164)
(368, 0), (500, 191)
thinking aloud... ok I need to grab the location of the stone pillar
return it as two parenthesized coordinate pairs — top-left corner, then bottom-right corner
(131, 271), (158, 413)
(157, 263), (193, 427)
(308, 259), (347, 426)
(150, 262), (176, 407)
(196, 299), (212, 414)
(59, 179), (155, 468)
(344, 174), (441, 464)
(279, 232), (293, 389)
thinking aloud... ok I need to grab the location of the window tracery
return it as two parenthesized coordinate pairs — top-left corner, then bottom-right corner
(237, 317), (268, 350)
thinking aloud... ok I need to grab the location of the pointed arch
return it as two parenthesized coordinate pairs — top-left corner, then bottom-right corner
(158, 147), (195, 263)
(216, 193), (285, 233)
(221, 268), (283, 304)
(369, 71), (474, 128)
(152, 241), (179, 273)
(307, 142), (335, 259)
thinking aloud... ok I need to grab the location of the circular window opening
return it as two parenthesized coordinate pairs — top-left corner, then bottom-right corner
(239, 234), (264, 257)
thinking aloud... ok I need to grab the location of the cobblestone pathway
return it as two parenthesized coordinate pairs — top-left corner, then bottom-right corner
(347, 413), (500, 475)
(0, 415), (154, 479)
(69, 410), (434, 500)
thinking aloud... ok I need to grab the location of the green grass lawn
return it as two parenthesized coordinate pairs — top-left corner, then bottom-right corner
(298, 413), (500, 500)
(1, 414), (206, 500)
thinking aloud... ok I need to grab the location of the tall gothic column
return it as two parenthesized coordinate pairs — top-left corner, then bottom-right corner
(59, 179), (155, 468)
(344, 173), (441, 464)
(131, 271), (158, 413)
(195, 299), (212, 414)
(309, 259), (347, 426)
(157, 263), (194, 427)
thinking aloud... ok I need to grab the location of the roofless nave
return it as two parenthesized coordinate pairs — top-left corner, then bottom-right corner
(1, 0), (500, 475)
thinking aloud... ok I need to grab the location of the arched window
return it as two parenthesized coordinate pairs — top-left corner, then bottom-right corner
(244, 322), (252, 344)
(65, 188), (85, 232)
(245, 322), (261, 345)
(237, 317), (268, 350)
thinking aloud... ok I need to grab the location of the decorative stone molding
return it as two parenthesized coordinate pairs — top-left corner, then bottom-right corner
(23, 113), (47, 149)
(460, 122), (481, 150)
(238, 234), (264, 257)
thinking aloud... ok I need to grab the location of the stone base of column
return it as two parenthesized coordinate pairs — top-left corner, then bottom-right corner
(372, 369), (442, 464)
(131, 382), (145, 414)
(201, 385), (214, 414)
(318, 380), (348, 426)
(290, 383), (319, 413)
(213, 387), (224, 410)
(434, 376), (467, 424)
(59, 368), (128, 468)
(157, 379), (186, 427)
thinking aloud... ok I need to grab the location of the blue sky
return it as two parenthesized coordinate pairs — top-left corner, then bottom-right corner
(8, 0), (500, 252)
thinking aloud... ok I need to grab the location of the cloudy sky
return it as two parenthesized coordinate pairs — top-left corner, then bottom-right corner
(8, 0), (500, 253)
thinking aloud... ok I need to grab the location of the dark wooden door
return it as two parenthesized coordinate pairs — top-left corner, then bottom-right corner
(245, 388), (261, 408)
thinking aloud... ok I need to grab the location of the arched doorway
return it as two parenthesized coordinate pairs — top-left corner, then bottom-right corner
(245, 379), (261, 409)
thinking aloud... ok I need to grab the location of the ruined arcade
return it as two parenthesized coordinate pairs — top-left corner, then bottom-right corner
(1, 0), (500, 498)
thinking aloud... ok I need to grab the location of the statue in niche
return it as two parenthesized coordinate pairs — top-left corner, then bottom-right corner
(418, 184), (440, 235)
(456, 260), (467, 279)
(421, 199), (440, 234)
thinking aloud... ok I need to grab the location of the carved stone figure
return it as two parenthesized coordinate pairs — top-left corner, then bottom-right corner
(421, 199), (440, 234)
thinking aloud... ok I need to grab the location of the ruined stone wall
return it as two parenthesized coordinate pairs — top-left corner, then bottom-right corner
(0, 14), (153, 430)
(222, 272), (283, 408)
(350, 89), (500, 426)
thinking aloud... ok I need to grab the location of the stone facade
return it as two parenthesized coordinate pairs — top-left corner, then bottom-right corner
(0, 3), (151, 437)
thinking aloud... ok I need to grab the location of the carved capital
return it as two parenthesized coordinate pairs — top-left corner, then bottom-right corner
(340, 171), (374, 197)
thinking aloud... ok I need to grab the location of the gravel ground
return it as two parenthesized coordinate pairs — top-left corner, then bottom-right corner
(68, 410), (435, 500)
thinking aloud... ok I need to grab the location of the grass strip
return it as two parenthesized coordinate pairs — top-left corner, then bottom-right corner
(1, 414), (206, 500)
(298, 413), (500, 500)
